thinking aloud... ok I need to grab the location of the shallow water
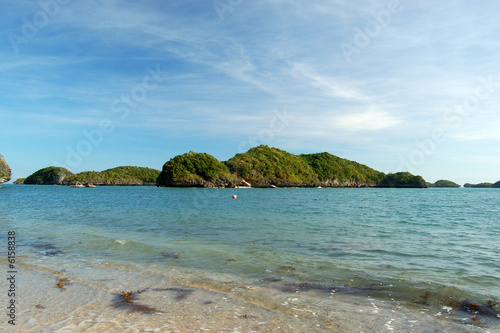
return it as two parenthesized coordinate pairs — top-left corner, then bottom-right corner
(0, 185), (499, 331)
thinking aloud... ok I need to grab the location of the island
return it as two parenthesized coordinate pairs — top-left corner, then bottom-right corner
(157, 145), (427, 188)
(0, 154), (12, 183)
(427, 180), (461, 188)
(24, 166), (74, 185)
(13, 178), (26, 184)
(22, 166), (160, 186)
(463, 182), (494, 188)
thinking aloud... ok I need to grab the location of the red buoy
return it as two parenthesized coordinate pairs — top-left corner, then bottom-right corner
(232, 195), (237, 199)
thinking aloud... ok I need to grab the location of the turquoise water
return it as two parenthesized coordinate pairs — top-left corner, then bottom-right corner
(1, 185), (499, 324)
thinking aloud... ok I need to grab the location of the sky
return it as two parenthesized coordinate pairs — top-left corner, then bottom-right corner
(1, 0), (499, 185)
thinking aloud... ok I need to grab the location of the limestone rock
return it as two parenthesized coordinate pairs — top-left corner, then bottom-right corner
(0, 154), (12, 183)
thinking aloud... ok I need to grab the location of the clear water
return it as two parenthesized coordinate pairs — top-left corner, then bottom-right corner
(1, 185), (499, 330)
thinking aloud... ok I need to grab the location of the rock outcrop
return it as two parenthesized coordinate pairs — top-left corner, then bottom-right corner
(0, 154), (12, 183)
(24, 167), (74, 185)
(463, 182), (493, 188)
(427, 180), (461, 188)
(377, 172), (427, 188)
(13, 178), (26, 184)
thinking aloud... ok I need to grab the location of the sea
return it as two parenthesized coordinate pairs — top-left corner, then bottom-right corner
(0, 184), (499, 332)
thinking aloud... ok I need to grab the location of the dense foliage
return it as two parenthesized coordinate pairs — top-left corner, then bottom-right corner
(226, 145), (317, 183)
(13, 178), (26, 184)
(492, 181), (500, 188)
(157, 151), (233, 186)
(0, 154), (12, 183)
(464, 183), (493, 188)
(428, 180), (461, 188)
(102, 166), (160, 183)
(24, 166), (74, 185)
(301, 152), (384, 183)
(65, 166), (160, 185)
(378, 172), (427, 188)
(20, 147), (430, 188)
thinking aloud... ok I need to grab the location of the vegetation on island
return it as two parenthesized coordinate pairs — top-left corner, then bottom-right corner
(226, 146), (317, 185)
(463, 183), (493, 188)
(158, 146), (427, 188)
(24, 166), (74, 185)
(427, 180), (461, 188)
(13, 178), (26, 184)
(20, 146), (429, 188)
(492, 181), (500, 188)
(23, 166), (160, 186)
(64, 166), (160, 185)
(301, 152), (384, 184)
(157, 151), (235, 187)
(0, 154), (12, 183)
(377, 172), (427, 188)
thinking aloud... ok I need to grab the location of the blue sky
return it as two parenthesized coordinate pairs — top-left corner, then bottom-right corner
(1, 0), (499, 185)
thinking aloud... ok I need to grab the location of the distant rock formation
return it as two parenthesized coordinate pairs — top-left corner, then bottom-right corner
(427, 180), (461, 188)
(463, 182), (493, 188)
(0, 154), (12, 183)
(13, 178), (26, 184)
(377, 172), (427, 188)
(24, 166), (74, 185)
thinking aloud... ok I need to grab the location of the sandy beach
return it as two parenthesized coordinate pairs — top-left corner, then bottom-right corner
(2, 259), (493, 333)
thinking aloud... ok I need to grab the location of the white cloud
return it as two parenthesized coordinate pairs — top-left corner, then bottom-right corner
(292, 62), (366, 101)
(331, 108), (401, 131)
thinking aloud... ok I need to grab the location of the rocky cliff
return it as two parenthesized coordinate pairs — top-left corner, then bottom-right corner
(0, 154), (12, 183)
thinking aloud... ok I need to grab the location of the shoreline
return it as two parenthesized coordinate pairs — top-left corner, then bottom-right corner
(4, 255), (497, 333)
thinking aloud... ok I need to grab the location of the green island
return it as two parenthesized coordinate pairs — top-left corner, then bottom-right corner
(24, 166), (74, 185)
(463, 182), (494, 188)
(426, 180), (461, 188)
(0, 154), (12, 183)
(156, 151), (236, 187)
(13, 178), (26, 184)
(23, 166), (160, 186)
(157, 145), (427, 188)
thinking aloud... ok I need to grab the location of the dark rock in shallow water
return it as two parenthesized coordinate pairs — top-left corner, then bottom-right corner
(460, 300), (499, 318)
(161, 252), (180, 259)
(33, 243), (64, 256)
(260, 276), (282, 283)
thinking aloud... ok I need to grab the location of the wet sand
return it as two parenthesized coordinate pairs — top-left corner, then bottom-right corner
(2, 260), (495, 332)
